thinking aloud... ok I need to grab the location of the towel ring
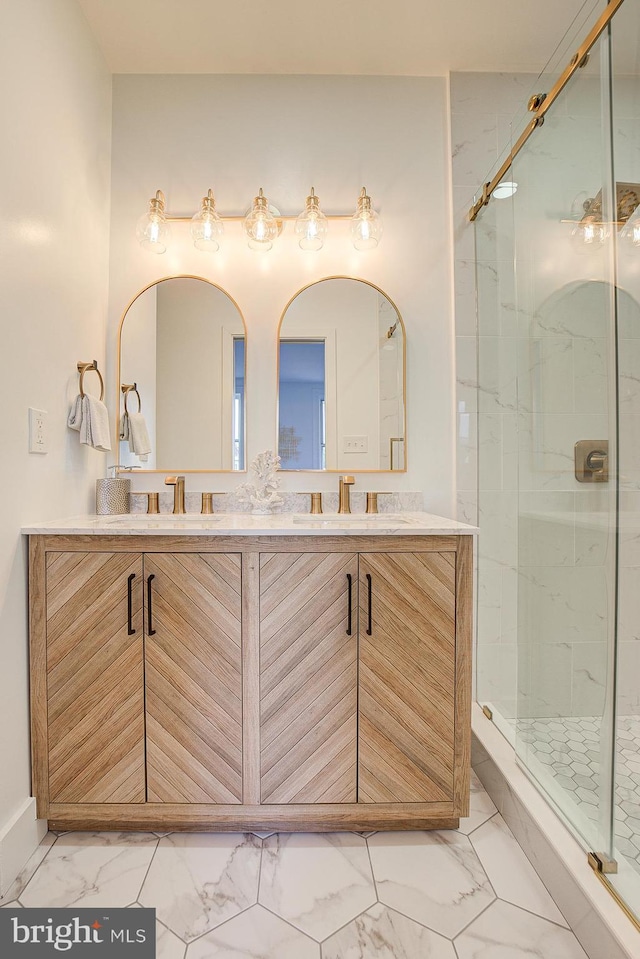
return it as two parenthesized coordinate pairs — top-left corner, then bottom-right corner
(121, 383), (142, 414)
(77, 361), (104, 401)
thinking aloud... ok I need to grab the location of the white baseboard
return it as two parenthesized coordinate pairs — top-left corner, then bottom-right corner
(0, 798), (47, 899)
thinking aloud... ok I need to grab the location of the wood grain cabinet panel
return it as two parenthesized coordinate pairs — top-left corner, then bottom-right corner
(358, 551), (456, 803)
(46, 551), (145, 804)
(259, 552), (358, 803)
(31, 534), (471, 831)
(145, 553), (243, 804)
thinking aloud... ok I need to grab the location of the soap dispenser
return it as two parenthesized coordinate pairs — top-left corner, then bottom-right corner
(96, 465), (131, 515)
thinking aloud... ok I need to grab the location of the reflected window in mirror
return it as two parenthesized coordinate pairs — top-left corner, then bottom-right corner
(118, 276), (247, 471)
(277, 278), (406, 471)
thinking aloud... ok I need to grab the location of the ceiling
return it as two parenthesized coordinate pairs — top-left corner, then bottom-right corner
(76, 0), (594, 76)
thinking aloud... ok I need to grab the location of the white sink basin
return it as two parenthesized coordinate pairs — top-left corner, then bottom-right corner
(292, 514), (411, 525)
(106, 514), (221, 526)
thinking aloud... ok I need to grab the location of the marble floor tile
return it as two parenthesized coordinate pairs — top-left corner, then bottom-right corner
(139, 833), (261, 942)
(367, 831), (495, 938)
(156, 923), (186, 959)
(0, 832), (57, 905)
(129, 904), (186, 959)
(322, 902), (457, 959)
(259, 833), (376, 941)
(454, 899), (589, 959)
(458, 771), (498, 835)
(469, 814), (568, 925)
(1, 902), (22, 908)
(20, 832), (158, 909)
(186, 904), (319, 959)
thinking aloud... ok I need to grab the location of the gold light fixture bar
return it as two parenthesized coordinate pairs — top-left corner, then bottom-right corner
(468, 0), (626, 222)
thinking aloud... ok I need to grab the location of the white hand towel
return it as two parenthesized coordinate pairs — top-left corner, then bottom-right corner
(68, 394), (112, 452)
(120, 411), (151, 462)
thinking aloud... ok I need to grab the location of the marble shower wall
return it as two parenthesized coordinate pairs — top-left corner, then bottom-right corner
(451, 72), (535, 723)
(451, 68), (640, 722)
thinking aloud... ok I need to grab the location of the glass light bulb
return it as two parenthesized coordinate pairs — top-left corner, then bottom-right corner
(190, 190), (224, 252)
(620, 215), (640, 248)
(244, 189), (278, 251)
(136, 191), (170, 254)
(570, 217), (606, 253)
(351, 188), (382, 251)
(295, 188), (328, 251)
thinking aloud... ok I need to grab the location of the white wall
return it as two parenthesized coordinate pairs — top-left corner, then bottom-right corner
(108, 75), (454, 511)
(155, 279), (243, 469)
(0, 0), (111, 890)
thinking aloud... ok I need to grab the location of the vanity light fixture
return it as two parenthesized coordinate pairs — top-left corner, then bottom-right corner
(563, 184), (640, 251)
(190, 189), (224, 252)
(136, 190), (170, 254)
(137, 187), (383, 253)
(243, 188), (280, 252)
(295, 188), (328, 251)
(351, 187), (383, 251)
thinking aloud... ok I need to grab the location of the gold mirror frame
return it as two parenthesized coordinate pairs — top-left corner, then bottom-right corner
(116, 274), (248, 473)
(276, 276), (407, 472)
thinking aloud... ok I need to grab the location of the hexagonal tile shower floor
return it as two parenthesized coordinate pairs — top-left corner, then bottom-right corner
(0, 773), (590, 958)
(518, 715), (640, 872)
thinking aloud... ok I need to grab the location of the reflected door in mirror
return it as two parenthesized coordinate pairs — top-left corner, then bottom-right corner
(277, 278), (405, 471)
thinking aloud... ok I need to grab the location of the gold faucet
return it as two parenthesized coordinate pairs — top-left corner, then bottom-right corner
(338, 475), (355, 514)
(165, 475), (186, 513)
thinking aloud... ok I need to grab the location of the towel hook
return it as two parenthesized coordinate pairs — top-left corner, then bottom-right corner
(77, 360), (104, 401)
(121, 383), (142, 414)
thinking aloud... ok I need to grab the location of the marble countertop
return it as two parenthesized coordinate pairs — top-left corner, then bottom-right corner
(21, 511), (478, 537)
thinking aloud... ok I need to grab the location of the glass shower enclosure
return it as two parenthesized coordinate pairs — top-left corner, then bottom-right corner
(473, 0), (640, 923)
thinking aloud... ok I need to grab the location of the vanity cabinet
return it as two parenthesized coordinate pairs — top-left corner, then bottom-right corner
(34, 546), (242, 811)
(29, 532), (471, 832)
(259, 550), (457, 807)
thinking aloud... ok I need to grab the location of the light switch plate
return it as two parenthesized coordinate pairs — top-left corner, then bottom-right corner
(343, 435), (368, 453)
(29, 408), (48, 454)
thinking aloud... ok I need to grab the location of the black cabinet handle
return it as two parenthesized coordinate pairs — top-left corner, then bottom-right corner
(366, 573), (372, 635)
(127, 573), (136, 635)
(147, 574), (156, 635)
(346, 573), (353, 635)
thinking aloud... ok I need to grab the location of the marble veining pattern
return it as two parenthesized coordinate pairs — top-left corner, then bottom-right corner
(4, 775), (592, 959)
(366, 830), (495, 938)
(258, 833), (376, 940)
(138, 833), (262, 941)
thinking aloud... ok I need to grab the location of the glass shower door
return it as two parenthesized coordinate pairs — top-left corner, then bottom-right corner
(510, 28), (619, 861)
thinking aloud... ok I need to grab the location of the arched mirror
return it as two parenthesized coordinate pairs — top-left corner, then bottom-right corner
(277, 277), (406, 471)
(118, 276), (246, 471)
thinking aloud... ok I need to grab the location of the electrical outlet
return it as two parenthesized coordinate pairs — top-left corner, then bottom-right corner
(29, 408), (48, 454)
(343, 435), (368, 453)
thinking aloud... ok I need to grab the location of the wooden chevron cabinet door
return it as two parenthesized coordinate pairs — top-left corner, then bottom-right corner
(259, 552), (358, 803)
(358, 551), (456, 804)
(144, 553), (243, 803)
(45, 551), (145, 804)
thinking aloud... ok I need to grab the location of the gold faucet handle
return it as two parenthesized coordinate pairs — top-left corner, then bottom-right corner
(366, 492), (392, 514)
(201, 492), (214, 514)
(309, 493), (323, 514)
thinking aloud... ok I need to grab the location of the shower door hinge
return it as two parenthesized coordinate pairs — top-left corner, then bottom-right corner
(588, 852), (618, 874)
(482, 705), (493, 721)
